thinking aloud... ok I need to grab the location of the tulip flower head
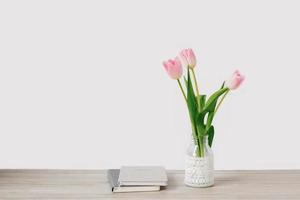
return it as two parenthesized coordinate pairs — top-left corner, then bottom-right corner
(163, 57), (183, 79)
(180, 48), (197, 68)
(225, 70), (245, 90)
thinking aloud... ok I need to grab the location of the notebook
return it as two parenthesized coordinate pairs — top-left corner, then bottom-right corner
(107, 166), (168, 193)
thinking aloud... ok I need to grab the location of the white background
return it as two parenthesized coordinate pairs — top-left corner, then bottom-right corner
(0, 0), (300, 170)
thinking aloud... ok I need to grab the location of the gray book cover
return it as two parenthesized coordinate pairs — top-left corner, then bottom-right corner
(118, 166), (168, 186)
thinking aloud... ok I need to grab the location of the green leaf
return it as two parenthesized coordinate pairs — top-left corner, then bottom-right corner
(186, 70), (199, 144)
(204, 88), (229, 112)
(187, 71), (198, 120)
(221, 81), (225, 89)
(207, 126), (215, 147)
(197, 95), (206, 112)
(204, 82), (228, 130)
(206, 111), (214, 130)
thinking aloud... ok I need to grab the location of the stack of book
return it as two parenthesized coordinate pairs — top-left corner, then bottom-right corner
(107, 166), (168, 193)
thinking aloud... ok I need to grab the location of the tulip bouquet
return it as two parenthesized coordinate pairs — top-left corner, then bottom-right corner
(163, 49), (244, 157)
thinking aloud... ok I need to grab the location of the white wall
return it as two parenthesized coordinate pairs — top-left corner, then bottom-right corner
(0, 0), (300, 170)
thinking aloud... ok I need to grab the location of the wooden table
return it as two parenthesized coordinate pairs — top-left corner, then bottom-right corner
(0, 170), (299, 199)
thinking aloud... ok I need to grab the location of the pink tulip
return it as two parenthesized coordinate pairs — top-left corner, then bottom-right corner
(179, 48), (197, 68)
(225, 70), (245, 90)
(163, 57), (183, 79)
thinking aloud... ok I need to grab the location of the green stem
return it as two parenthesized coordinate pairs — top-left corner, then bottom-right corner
(215, 90), (229, 115)
(198, 136), (205, 157)
(191, 68), (200, 97)
(177, 79), (187, 103)
(194, 124), (203, 157)
(199, 140), (203, 157)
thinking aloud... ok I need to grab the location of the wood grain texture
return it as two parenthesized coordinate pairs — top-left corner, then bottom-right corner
(0, 170), (299, 199)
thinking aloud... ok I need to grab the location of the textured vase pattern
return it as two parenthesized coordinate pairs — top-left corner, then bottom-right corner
(184, 155), (214, 187)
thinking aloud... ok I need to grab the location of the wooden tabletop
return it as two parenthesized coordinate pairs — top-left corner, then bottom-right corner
(0, 170), (299, 199)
